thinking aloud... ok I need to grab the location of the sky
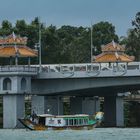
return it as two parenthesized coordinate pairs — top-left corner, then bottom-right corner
(0, 0), (140, 37)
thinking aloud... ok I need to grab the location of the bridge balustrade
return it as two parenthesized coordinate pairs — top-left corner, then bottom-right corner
(0, 62), (140, 77)
(38, 62), (140, 78)
(0, 65), (37, 73)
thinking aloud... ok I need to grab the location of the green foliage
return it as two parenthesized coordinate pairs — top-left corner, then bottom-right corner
(125, 29), (140, 60)
(121, 12), (140, 60)
(124, 102), (130, 126)
(0, 18), (119, 64)
(63, 102), (70, 115)
(14, 20), (27, 36)
(92, 22), (119, 54)
(0, 20), (13, 36)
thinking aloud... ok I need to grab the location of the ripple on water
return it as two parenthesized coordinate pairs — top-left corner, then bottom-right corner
(0, 128), (140, 140)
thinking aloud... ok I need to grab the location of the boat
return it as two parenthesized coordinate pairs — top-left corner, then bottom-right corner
(18, 112), (104, 130)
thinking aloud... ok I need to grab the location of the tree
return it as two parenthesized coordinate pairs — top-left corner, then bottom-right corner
(92, 21), (119, 55)
(0, 19), (119, 64)
(57, 26), (91, 63)
(42, 25), (61, 64)
(14, 20), (27, 36)
(125, 12), (140, 60)
(0, 20), (13, 36)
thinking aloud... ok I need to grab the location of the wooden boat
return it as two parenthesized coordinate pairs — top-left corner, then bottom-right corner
(18, 112), (104, 130)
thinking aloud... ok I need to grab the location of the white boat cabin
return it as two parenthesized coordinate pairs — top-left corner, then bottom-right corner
(37, 114), (90, 127)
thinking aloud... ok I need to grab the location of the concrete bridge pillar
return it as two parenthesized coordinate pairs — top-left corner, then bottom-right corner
(104, 95), (124, 127)
(70, 97), (100, 115)
(31, 96), (63, 115)
(3, 95), (25, 128)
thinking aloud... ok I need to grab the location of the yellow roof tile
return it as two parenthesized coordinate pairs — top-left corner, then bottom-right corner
(0, 46), (37, 57)
(95, 53), (133, 62)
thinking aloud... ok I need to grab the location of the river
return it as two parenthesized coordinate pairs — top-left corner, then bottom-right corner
(0, 128), (139, 140)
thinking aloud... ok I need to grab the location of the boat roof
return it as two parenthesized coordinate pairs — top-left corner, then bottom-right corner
(37, 114), (89, 118)
(37, 114), (54, 117)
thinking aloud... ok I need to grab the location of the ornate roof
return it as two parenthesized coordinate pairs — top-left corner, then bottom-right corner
(101, 41), (125, 52)
(0, 32), (27, 45)
(94, 41), (134, 63)
(95, 53), (134, 62)
(0, 32), (37, 57)
(0, 46), (37, 57)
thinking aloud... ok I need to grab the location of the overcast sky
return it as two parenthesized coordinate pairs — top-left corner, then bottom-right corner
(0, 0), (140, 37)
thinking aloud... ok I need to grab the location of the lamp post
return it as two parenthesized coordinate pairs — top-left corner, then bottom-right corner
(90, 23), (93, 63)
(90, 23), (97, 62)
(39, 20), (42, 72)
(35, 18), (42, 72)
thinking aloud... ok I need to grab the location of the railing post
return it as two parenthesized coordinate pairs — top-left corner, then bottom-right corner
(99, 63), (101, 71)
(125, 63), (127, 73)
(48, 66), (50, 73)
(86, 65), (88, 72)
(60, 65), (62, 73)
(73, 65), (75, 72)
(91, 64), (93, 71)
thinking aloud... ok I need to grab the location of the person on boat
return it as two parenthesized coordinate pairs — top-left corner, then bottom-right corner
(31, 110), (38, 123)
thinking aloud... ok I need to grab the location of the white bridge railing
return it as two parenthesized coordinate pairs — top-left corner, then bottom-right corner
(0, 62), (140, 77)
(0, 65), (37, 73)
(40, 62), (139, 72)
(38, 62), (140, 77)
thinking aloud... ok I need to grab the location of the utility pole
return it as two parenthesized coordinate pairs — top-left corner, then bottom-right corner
(90, 22), (93, 63)
(39, 17), (42, 72)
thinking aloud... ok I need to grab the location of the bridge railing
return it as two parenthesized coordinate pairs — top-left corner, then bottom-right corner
(0, 62), (139, 77)
(41, 63), (101, 73)
(0, 62), (138, 74)
(40, 62), (140, 74)
(0, 65), (37, 73)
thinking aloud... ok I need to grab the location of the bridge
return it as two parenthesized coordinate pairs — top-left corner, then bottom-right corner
(1, 62), (140, 128)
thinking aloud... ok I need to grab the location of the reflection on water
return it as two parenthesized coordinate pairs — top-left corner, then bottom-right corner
(0, 128), (140, 140)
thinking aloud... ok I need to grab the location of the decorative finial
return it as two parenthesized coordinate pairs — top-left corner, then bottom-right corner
(12, 32), (16, 41)
(112, 40), (116, 48)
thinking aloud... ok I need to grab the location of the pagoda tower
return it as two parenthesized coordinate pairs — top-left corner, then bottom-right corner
(0, 33), (38, 128)
(0, 32), (37, 65)
(94, 41), (134, 63)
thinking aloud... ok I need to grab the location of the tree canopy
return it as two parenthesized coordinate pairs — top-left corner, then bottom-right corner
(122, 12), (140, 60)
(92, 22), (118, 55)
(0, 17), (120, 64)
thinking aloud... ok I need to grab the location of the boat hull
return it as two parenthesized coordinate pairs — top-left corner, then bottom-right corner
(18, 119), (98, 131)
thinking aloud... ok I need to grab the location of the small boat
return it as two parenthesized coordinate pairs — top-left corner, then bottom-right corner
(18, 112), (104, 130)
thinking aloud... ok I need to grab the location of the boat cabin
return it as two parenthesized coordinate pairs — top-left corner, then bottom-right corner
(37, 114), (94, 127)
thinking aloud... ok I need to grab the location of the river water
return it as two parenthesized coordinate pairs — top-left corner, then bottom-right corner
(0, 128), (140, 140)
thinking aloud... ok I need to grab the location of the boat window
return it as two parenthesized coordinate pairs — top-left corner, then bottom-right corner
(74, 119), (78, 125)
(66, 119), (68, 126)
(72, 119), (74, 125)
(74, 119), (76, 125)
(84, 119), (88, 125)
(39, 117), (45, 125)
(79, 119), (82, 125)
(69, 119), (72, 125)
(69, 119), (74, 126)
